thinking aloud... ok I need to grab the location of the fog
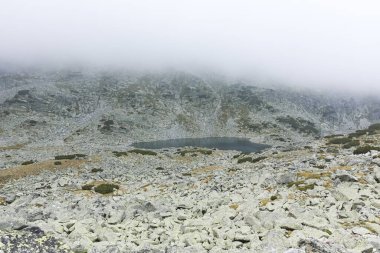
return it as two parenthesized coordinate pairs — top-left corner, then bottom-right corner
(1, 0), (380, 93)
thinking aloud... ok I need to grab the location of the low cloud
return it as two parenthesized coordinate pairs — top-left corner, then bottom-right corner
(1, 0), (379, 93)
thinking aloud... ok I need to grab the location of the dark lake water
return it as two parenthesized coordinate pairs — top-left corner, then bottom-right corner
(132, 137), (270, 153)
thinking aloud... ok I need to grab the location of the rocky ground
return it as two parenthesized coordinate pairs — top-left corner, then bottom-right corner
(1, 124), (380, 252)
(1, 71), (380, 252)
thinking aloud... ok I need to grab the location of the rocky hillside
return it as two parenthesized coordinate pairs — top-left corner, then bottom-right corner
(1, 120), (380, 252)
(0, 70), (379, 148)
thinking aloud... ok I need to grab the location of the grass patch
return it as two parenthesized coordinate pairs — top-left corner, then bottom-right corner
(113, 149), (157, 156)
(342, 140), (360, 149)
(176, 149), (212, 156)
(328, 137), (351, 145)
(259, 198), (270, 206)
(55, 154), (87, 160)
(237, 157), (252, 163)
(368, 123), (380, 132)
(348, 130), (368, 138)
(0, 143), (26, 151)
(252, 156), (267, 163)
(81, 184), (95, 190)
(128, 149), (157, 156)
(237, 156), (266, 164)
(229, 203), (239, 210)
(0, 159), (87, 187)
(297, 184), (315, 191)
(353, 145), (380, 155)
(324, 134), (344, 139)
(297, 171), (331, 179)
(112, 151), (128, 157)
(21, 160), (35, 165)
(270, 195), (278, 201)
(94, 183), (119, 194)
(287, 180), (315, 191)
(276, 116), (319, 135)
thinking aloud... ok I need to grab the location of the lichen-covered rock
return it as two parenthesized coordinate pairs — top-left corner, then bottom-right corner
(0, 227), (70, 253)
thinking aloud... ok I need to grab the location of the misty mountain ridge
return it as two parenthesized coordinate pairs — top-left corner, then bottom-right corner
(1, 70), (379, 147)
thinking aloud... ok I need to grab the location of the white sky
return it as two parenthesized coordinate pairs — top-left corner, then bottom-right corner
(0, 0), (380, 92)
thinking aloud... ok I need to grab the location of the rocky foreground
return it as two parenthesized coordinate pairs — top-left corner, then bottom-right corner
(1, 126), (380, 253)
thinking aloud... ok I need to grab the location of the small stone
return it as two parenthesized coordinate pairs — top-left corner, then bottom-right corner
(108, 210), (126, 224)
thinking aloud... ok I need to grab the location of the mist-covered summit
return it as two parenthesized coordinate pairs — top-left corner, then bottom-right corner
(1, 70), (379, 146)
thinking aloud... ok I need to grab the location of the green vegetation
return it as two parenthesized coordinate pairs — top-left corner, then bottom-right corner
(113, 149), (157, 157)
(368, 123), (380, 132)
(94, 183), (120, 194)
(328, 137), (351, 145)
(55, 154), (87, 160)
(175, 149), (212, 156)
(21, 160), (35, 165)
(270, 195), (278, 201)
(324, 134), (344, 139)
(252, 156), (267, 163)
(348, 130), (368, 138)
(276, 116), (319, 135)
(127, 149), (157, 156)
(237, 156), (266, 164)
(342, 140), (360, 149)
(287, 180), (316, 191)
(81, 184), (95, 191)
(347, 124), (380, 138)
(112, 151), (128, 157)
(176, 114), (198, 131)
(237, 157), (253, 163)
(353, 145), (380, 155)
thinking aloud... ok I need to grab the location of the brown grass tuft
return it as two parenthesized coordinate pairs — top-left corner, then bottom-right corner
(0, 143), (26, 151)
(0, 159), (87, 187)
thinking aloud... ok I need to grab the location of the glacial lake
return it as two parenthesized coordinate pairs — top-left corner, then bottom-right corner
(132, 137), (270, 153)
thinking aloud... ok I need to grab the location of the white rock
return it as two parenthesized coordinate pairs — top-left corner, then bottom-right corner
(352, 227), (371, 235)
(107, 210), (126, 224)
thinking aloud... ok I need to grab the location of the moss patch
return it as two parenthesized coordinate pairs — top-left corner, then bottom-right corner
(113, 149), (157, 156)
(176, 149), (212, 156)
(129, 149), (157, 156)
(276, 116), (319, 135)
(54, 154), (87, 160)
(21, 160), (35, 165)
(94, 183), (120, 194)
(297, 171), (331, 179)
(0, 159), (87, 188)
(353, 145), (380, 155)
(0, 143), (26, 151)
(328, 137), (351, 145)
(229, 203), (239, 210)
(287, 180), (315, 191)
(112, 151), (128, 157)
(237, 156), (266, 164)
(342, 140), (360, 149)
(81, 184), (95, 191)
